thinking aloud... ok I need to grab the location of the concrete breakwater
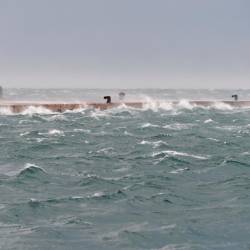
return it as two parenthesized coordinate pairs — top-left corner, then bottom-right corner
(0, 101), (250, 113)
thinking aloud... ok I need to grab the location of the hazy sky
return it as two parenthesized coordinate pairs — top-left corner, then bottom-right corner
(0, 0), (249, 88)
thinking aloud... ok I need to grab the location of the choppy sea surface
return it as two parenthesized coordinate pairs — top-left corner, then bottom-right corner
(1, 89), (250, 250)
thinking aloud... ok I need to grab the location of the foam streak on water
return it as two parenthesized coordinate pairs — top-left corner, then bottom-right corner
(1, 89), (250, 250)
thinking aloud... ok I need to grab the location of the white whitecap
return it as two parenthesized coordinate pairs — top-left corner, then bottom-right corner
(170, 167), (189, 174)
(96, 147), (114, 153)
(163, 123), (194, 130)
(152, 150), (209, 160)
(48, 129), (64, 136)
(158, 102), (174, 110)
(211, 102), (233, 110)
(21, 106), (54, 115)
(24, 163), (46, 171)
(73, 128), (91, 133)
(176, 99), (195, 110)
(0, 107), (13, 115)
(7, 163), (47, 177)
(124, 131), (134, 136)
(20, 132), (30, 137)
(204, 119), (213, 124)
(36, 138), (46, 143)
(141, 123), (160, 128)
(91, 192), (105, 198)
(139, 140), (167, 148)
(215, 125), (241, 131)
(141, 97), (173, 112)
(207, 137), (219, 142)
(89, 110), (109, 120)
(241, 152), (250, 155)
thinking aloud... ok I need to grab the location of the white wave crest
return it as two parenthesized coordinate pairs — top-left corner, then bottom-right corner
(38, 129), (65, 136)
(152, 150), (209, 160)
(170, 167), (190, 174)
(89, 110), (110, 120)
(73, 128), (91, 133)
(176, 99), (195, 110)
(21, 106), (54, 115)
(163, 123), (194, 130)
(204, 119), (214, 124)
(207, 137), (220, 142)
(89, 192), (105, 198)
(141, 97), (173, 111)
(48, 129), (64, 136)
(23, 163), (46, 172)
(141, 123), (160, 128)
(36, 138), (46, 143)
(20, 131), (30, 137)
(96, 147), (114, 154)
(0, 107), (13, 115)
(7, 163), (47, 177)
(141, 98), (196, 111)
(136, 96), (242, 112)
(139, 140), (167, 148)
(211, 102), (233, 110)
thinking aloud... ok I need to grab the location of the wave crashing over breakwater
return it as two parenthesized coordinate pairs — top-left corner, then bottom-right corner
(0, 99), (248, 116)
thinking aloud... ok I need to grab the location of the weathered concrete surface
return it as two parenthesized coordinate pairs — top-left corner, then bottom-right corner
(0, 101), (143, 112)
(0, 101), (250, 113)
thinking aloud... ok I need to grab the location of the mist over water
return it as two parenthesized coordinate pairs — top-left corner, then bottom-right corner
(1, 89), (250, 250)
(3, 88), (250, 102)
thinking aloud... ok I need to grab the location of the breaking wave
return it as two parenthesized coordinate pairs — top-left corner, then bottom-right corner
(17, 163), (48, 178)
(152, 150), (209, 160)
(0, 107), (13, 115)
(139, 140), (168, 148)
(20, 106), (55, 115)
(1, 99), (250, 117)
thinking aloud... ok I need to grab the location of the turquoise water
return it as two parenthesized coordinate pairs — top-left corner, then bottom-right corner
(1, 89), (250, 250)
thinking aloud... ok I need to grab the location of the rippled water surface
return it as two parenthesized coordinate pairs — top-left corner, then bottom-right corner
(1, 89), (250, 250)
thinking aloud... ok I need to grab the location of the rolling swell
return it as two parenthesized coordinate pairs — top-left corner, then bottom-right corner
(1, 90), (250, 249)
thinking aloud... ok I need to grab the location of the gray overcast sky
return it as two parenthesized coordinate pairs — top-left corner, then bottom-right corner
(0, 0), (249, 88)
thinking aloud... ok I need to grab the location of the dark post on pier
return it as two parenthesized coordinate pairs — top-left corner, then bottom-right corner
(104, 96), (111, 104)
(232, 94), (238, 101)
(0, 86), (3, 99)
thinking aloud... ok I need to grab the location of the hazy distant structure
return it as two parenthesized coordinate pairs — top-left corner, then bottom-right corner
(0, 86), (3, 99)
(119, 92), (126, 101)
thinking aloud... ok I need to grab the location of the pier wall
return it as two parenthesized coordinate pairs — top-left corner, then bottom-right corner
(0, 101), (250, 113)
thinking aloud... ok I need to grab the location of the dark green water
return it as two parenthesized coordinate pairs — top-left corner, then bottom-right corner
(1, 89), (250, 250)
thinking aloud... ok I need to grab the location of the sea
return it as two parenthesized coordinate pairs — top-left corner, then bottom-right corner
(0, 89), (250, 250)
